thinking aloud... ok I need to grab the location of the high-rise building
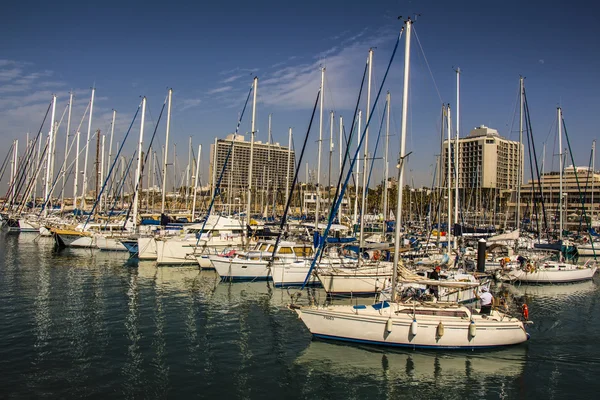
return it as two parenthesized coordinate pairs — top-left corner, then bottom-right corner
(209, 134), (295, 192)
(443, 125), (523, 190)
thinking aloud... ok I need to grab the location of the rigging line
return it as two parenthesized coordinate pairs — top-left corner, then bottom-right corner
(366, 100), (388, 191)
(82, 101), (142, 227)
(267, 89), (321, 274)
(2, 100), (52, 209)
(562, 117), (595, 255)
(194, 84), (254, 247)
(331, 59), (369, 222)
(0, 142), (15, 185)
(504, 81), (520, 141)
(412, 27), (443, 105)
(302, 25), (404, 290)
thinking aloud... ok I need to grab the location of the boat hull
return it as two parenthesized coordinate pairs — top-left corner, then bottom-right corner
(317, 265), (393, 295)
(211, 256), (272, 281)
(53, 230), (94, 248)
(138, 237), (157, 260)
(295, 304), (528, 349)
(496, 266), (597, 283)
(95, 236), (128, 251)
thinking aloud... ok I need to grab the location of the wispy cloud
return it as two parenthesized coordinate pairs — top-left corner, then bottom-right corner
(178, 98), (202, 111)
(219, 67), (254, 76)
(221, 74), (243, 84)
(257, 27), (394, 110)
(314, 46), (339, 60)
(207, 86), (233, 94)
(538, 59), (545, 64)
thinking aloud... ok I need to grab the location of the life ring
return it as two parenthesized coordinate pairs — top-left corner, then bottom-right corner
(522, 303), (529, 320)
(500, 258), (506, 268)
(373, 250), (381, 261)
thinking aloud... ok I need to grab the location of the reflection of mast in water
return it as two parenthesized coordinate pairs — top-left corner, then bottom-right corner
(152, 272), (168, 397)
(122, 270), (142, 397)
(65, 265), (89, 388)
(295, 341), (527, 391)
(33, 258), (51, 379)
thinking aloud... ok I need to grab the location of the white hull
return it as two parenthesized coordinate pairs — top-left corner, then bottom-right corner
(294, 302), (528, 349)
(39, 226), (52, 237)
(18, 219), (39, 232)
(317, 264), (394, 295)
(496, 265), (597, 283)
(271, 261), (320, 287)
(211, 256), (271, 281)
(55, 233), (95, 248)
(577, 244), (600, 256)
(95, 235), (128, 251)
(157, 236), (243, 265)
(138, 237), (158, 260)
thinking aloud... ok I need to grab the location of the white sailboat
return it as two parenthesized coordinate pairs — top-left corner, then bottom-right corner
(291, 18), (530, 349)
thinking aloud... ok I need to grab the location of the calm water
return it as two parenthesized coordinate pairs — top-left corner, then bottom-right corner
(1, 233), (599, 399)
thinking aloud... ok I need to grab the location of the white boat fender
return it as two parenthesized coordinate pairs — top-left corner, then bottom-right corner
(436, 322), (444, 338)
(469, 320), (476, 337)
(410, 319), (418, 336)
(386, 318), (393, 333)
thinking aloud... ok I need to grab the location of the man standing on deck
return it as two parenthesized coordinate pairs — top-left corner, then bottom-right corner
(478, 286), (494, 315)
(428, 266), (441, 299)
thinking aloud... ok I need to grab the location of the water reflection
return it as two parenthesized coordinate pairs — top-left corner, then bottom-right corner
(498, 280), (597, 299)
(295, 340), (526, 390)
(122, 270), (142, 399)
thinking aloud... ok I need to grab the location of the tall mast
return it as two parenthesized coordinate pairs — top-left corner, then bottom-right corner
(454, 67), (460, 250)
(192, 145), (201, 221)
(392, 18), (412, 301)
(73, 129), (80, 206)
(338, 115), (343, 223)
(61, 92), (73, 210)
(558, 107), (563, 240)
(107, 109), (116, 210)
(383, 91), (390, 221)
(266, 113), (272, 216)
(161, 88), (172, 215)
(43, 94), (57, 217)
(132, 97), (146, 229)
(359, 50), (373, 260)
(211, 137), (217, 200)
(328, 111), (334, 209)
(99, 134), (105, 210)
(81, 87), (95, 210)
(592, 140), (596, 219)
(186, 135), (192, 208)
(315, 67), (325, 231)
(246, 77), (258, 221)
(9, 140), (16, 205)
(353, 111), (361, 226)
(516, 76), (523, 229)
(446, 104), (452, 253)
(285, 127), (292, 206)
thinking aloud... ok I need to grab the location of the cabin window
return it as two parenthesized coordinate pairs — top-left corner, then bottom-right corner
(396, 309), (469, 318)
(278, 247), (293, 254)
(258, 243), (269, 251)
(293, 246), (313, 257)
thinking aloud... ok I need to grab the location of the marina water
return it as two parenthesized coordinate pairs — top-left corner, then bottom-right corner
(1, 233), (599, 399)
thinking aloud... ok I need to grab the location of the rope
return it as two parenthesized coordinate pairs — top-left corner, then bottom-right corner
(301, 25), (405, 290)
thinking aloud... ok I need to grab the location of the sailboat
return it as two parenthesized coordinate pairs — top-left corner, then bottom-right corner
(291, 18), (530, 349)
(496, 108), (597, 283)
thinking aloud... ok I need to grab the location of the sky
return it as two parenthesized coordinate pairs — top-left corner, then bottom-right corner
(1, 0), (600, 195)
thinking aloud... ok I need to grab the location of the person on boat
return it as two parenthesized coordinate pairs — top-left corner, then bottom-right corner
(428, 266), (441, 299)
(478, 286), (494, 315)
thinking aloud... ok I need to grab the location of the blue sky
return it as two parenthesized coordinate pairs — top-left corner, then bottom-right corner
(1, 0), (599, 194)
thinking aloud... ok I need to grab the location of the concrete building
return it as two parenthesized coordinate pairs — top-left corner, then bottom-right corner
(209, 133), (295, 192)
(520, 165), (600, 228)
(443, 125), (523, 190)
